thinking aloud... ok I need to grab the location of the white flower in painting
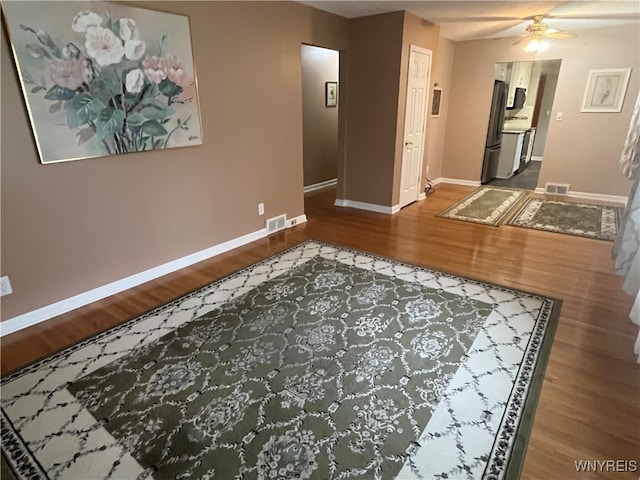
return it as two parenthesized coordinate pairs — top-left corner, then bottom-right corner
(118, 18), (140, 40)
(125, 69), (145, 93)
(124, 39), (146, 60)
(72, 10), (104, 33)
(84, 26), (124, 66)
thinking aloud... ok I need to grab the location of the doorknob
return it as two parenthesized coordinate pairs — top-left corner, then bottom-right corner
(405, 141), (414, 147)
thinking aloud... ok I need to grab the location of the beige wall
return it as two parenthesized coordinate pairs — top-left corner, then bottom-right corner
(341, 11), (446, 207)
(442, 24), (638, 196)
(1, 1), (349, 321)
(301, 45), (339, 187)
(425, 36), (455, 181)
(391, 13), (441, 204)
(342, 11), (404, 206)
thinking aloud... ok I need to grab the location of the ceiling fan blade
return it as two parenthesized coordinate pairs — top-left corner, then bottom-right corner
(543, 31), (577, 39)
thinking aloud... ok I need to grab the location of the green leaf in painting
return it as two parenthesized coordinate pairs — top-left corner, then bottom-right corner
(90, 75), (121, 103)
(31, 86), (45, 94)
(140, 105), (175, 120)
(140, 98), (167, 110)
(127, 112), (146, 127)
(158, 78), (183, 98)
(44, 85), (76, 101)
(96, 108), (125, 139)
(67, 94), (105, 128)
(76, 126), (95, 145)
(141, 120), (168, 137)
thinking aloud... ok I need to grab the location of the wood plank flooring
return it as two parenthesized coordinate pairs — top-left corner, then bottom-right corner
(2, 184), (638, 479)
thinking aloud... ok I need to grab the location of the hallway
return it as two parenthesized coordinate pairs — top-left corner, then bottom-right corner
(487, 160), (541, 190)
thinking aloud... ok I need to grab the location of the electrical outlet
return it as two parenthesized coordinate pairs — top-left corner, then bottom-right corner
(0, 276), (13, 297)
(258, 203), (265, 216)
(556, 112), (563, 121)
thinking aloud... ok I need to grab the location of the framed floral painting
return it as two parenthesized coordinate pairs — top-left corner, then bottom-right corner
(2, 1), (203, 163)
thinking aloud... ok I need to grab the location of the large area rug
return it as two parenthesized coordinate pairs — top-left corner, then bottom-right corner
(1, 241), (560, 480)
(507, 198), (623, 241)
(438, 186), (528, 226)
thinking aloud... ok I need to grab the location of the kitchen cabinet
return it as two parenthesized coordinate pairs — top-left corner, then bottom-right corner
(506, 62), (532, 109)
(496, 132), (525, 179)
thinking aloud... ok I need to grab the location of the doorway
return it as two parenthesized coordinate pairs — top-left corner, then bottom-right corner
(486, 59), (561, 190)
(301, 45), (340, 201)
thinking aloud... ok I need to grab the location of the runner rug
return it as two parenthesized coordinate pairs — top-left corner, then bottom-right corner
(507, 198), (623, 241)
(1, 241), (560, 480)
(437, 186), (528, 226)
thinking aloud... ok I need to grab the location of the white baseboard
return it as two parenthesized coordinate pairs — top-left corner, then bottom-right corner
(303, 178), (337, 193)
(432, 177), (482, 187)
(286, 214), (307, 227)
(531, 156), (543, 162)
(1, 220), (306, 337)
(534, 187), (627, 205)
(418, 192), (426, 201)
(335, 198), (399, 214)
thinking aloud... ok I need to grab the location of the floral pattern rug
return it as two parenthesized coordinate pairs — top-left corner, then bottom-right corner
(437, 186), (529, 226)
(1, 241), (560, 480)
(506, 198), (623, 241)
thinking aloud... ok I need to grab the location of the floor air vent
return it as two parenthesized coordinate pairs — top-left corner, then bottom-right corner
(545, 183), (570, 195)
(266, 214), (287, 234)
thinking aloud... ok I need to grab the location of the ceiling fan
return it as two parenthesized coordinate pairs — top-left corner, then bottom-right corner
(514, 16), (576, 53)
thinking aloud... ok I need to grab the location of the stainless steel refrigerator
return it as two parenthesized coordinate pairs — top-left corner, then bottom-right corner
(481, 80), (507, 183)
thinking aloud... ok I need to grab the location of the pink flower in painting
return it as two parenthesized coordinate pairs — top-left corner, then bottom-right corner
(85, 26), (124, 66)
(163, 54), (187, 86)
(142, 55), (167, 84)
(50, 58), (84, 90)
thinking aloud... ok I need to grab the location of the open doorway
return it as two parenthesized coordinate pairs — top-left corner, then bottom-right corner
(484, 59), (561, 190)
(301, 45), (340, 204)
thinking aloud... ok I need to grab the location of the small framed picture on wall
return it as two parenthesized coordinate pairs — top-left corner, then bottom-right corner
(431, 87), (442, 117)
(326, 82), (338, 107)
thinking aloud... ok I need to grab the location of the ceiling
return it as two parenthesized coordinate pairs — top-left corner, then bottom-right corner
(298, 1), (640, 41)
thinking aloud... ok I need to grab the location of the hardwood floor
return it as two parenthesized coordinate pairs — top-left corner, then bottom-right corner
(2, 184), (638, 479)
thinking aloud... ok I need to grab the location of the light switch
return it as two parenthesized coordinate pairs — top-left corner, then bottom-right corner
(556, 112), (563, 121)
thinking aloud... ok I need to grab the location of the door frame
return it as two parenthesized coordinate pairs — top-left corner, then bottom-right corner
(398, 45), (432, 209)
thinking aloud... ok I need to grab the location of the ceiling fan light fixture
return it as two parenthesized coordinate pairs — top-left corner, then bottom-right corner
(523, 37), (547, 53)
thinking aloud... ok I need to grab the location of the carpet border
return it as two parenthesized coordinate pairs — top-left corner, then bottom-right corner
(501, 296), (561, 479)
(1, 239), (563, 480)
(437, 186), (530, 227)
(506, 197), (623, 241)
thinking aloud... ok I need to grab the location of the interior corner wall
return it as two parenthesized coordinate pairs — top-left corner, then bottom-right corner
(0, 1), (349, 321)
(425, 35), (455, 181)
(442, 23), (638, 196)
(391, 12), (441, 204)
(301, 45), (339, 187)
(343, 11), (404, 207)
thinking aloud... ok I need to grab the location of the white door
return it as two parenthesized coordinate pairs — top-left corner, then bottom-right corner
(399, 46), (431, 208)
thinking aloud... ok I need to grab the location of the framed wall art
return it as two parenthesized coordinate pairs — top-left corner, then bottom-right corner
(431, 87), (442, 117)
(325, 81), (337, 107)
(2, 1), (203, 164)
(581, 68), (632, 113)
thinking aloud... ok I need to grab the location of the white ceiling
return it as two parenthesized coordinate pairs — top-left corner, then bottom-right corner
(299, 1), (640, 41)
